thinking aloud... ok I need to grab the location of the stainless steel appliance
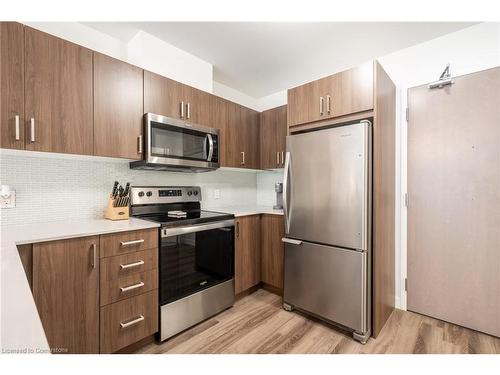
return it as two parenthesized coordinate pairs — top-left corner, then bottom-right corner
(130, 113), (220, 172)
(282, 120), (372, 344)
(273, 182), (283, 209)
(130, 186), (235, 341)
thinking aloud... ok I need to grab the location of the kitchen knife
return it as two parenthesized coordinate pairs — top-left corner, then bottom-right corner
(123, 182), (130, 198)
(111, 181), (119, 198)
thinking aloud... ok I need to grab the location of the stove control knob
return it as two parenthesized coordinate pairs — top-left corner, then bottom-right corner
(193, 190), (199, 196)
(187, 191), (192, 196)
(138, 191), (145, 197)
(146, 191), (152, 197)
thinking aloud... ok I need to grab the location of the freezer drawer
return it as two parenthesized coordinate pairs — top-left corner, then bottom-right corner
(283, 240), (368, 333)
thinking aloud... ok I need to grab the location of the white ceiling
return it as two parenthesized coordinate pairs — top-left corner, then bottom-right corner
(83, 22), (476, 98)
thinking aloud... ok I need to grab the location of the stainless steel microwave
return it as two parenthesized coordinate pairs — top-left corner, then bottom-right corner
(130, 113), (220, 172)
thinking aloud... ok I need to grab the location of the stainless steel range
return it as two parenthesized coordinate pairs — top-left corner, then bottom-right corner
(130, 186), (235, 341)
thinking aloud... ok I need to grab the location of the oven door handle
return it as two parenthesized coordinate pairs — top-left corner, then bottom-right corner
(206, 134), (214, 161)
(161, 219), (235, 237)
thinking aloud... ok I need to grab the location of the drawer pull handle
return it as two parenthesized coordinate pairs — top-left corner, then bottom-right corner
(120, 239), (145, 247)
(120, 260), (145, 269)
(120, 315), (145, 329)
(120, 281), (145, 292)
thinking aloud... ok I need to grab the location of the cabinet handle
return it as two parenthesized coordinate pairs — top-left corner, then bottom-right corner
(276, 151), (280, 166)
(186, 102), (191, 119)
(120, 239), (144, 247)
(326, 95), (331, 114)
(120, 260), (144, 269)
(236, 221), (240, 238)
(319, 97), (324, 115)
(15, 115), (20, 141)
(120, 315), (145, 329)
(30, 118), (35, 143)
(120, 281), (145, 292)
(137, 135), (143, 154)
(180, 101), (185, 118)
(241, 151), (245, 166)
(90, 243), (97, 269)
(281, 151), (284, 165)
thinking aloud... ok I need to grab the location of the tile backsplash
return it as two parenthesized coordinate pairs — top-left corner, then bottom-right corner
(0, 151), (283, 226)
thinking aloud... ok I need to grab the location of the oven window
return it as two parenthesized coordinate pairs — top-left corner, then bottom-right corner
(159, 227), (234, 305)
(151, 122), (210, 161)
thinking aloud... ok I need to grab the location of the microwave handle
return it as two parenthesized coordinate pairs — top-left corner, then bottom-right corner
(206, 133), (214, 161)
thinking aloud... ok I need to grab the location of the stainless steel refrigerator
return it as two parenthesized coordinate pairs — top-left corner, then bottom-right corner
(282, 120), (372, 344)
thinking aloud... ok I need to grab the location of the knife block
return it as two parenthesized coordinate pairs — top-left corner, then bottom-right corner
(104, 195), (129, 221)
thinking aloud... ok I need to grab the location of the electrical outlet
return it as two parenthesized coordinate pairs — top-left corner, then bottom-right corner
(0, 190), (16, 209)
(214, 189), (221, 199)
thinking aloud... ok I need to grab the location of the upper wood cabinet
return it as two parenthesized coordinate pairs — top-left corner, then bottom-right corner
(260, 105), (287, 169)
(94, 53), (143, 159)
(288, 61), (374, 128)
(144, 70), (211, 127)
(261, 214), (285, 290)
(0, 22), (24, 150)
(33, 236), (100, 354)
(209, 95), (228, 166)
(235, 215), (261, 294)
(24, 27), (93, 155)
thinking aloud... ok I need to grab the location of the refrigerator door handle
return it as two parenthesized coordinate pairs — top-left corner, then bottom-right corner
(282, 238), (302, 245)
(283, 151), (291, 234)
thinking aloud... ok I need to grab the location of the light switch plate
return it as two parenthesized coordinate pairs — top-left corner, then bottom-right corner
(0, 190), (16, 209)
(214, 189), (221, 199)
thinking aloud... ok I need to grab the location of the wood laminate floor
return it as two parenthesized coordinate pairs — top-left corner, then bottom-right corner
(136, 289), (500, 354)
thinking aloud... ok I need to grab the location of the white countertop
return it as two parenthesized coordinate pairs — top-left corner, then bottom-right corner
(206, 205), (283, 217)
(0, 218), (160, 353)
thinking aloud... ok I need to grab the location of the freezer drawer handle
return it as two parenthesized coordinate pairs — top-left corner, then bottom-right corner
(281, 238), (302, 245)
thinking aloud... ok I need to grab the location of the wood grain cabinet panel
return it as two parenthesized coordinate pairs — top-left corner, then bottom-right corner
(94, 53), (143, 159)
(100, 269), (158, 306)
(100, 248), (157, 281)
(235, 215), (261, 294)
(24, 27), (93, 155)
(209, 95), (228, 166)
(183, 85), (211, 126)
(32, 236), (100, 354)
(260, 214), (285, 290)
(99, 228), (158, 258)
(287, 80), (322, 127)
(144, 71), (184, 119)
(0, 22), (25, 149)
(100, 290), (158, 354)
(260, 105), (287, 169)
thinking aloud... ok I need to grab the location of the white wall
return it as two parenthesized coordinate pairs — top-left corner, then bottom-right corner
(378, 22), (500, 310)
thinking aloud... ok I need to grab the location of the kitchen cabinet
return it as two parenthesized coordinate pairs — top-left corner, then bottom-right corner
(260, 215), (285, 290)
(144, 70), (211, 127)
(209, 95), (228, 166)
(32, 236), (100, 354)
(287, 61), (374, 128)
(24, 27), (94, 155)
(94, 52), (143, 159)
(235, 215), (261, 294)
(0, 22), (24, 150)
(260, 105), (287, 169)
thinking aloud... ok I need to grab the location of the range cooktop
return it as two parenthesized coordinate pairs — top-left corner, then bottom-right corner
(139, 210), (234, 228)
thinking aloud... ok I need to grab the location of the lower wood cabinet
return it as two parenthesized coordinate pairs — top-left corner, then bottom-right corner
(260, 215), (285, 290)
(32, 236), (100, 354)
(235, 215), (261, 294)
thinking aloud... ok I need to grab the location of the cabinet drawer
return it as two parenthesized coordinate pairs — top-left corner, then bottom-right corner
(100, 269), (158, 306)
(100, 228), (158, 258)
(100, 290), (158, 353)
(100, 249), (157, 282)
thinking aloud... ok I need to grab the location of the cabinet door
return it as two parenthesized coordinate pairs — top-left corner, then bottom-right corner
(260, 105), (287, 169)
(184, 85), (211, 127)
(25, 27), (93, 155)
(240, 106), (260, 169)
(322, 61), (374, 119)
(235, 215), (261, 294)
(209, 96), (228, 166)
(144, 71), (184, 119)
(287, 79), (321, 127)
(0, 22), (24, 149)
(32, 236), (100, 354)
(94, 53), (143, 159)
(225, 101), (243, 168)
(261, 215), (285, 289)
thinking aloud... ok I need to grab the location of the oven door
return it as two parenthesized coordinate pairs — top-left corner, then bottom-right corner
(145, 113), (219, 170)
(159, 220), (235, 305)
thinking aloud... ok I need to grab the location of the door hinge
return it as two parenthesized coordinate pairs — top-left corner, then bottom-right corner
(404, 193), (409, 208)
(405, 107), (409, 122)
(405, 278), (408, 292)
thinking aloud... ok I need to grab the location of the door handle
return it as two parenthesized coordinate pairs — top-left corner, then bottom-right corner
(186, 102), (191, 119)
(236, 221), (240, 238)
(240, 151), (245, 166)
(137, 135), (143, 154)
(30, 118), (35, 143)
(180, 101), (185, 118)
(326, 95), (331, 114)
(283, 151), (292, 234)
(277, 151), (280, 166)
(281, 238), (302, 245)
(90, 243), (97, 269)
(319, 97), (324, 115)
(281, 151), (284, 166)
(15, 115), (20, 141)
(206, 134), (214, 161)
